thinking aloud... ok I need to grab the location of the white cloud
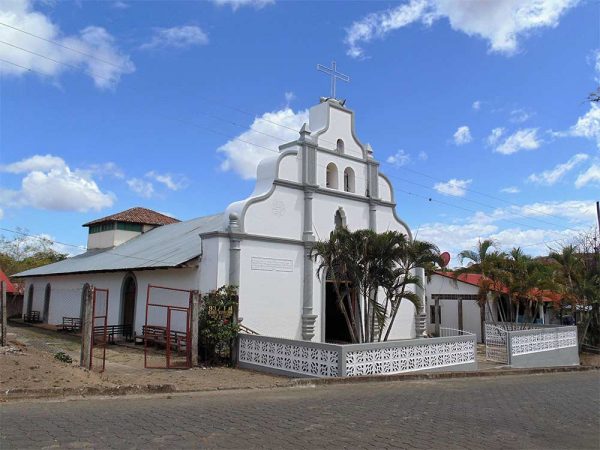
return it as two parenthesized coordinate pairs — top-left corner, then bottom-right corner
(0, 0), (134, 89)
(85, 162), (125, 179)
(386, 149), (411, 167)
(486, 127), (505, 147)
(145, 171), (188, 191)
(112, 1), (129, 9)
(527, 153), (589, 186)
(345, 0), (579, 59)
(1, 154), (65, 173)
(0, 154), (114, 212)
(218, 107), (308, 179)
(568, 103), (600, 149)
(418, 150), (428, 161)
(127, 178), (154, 198)
(509, 108), (532, 123)
(453, 125), (472, 145)
(141, 25), (209, 50)
(494, 128), (541, 155)
(417, 199), (592, 266)
(434, 178), (472, 197)
(472, 100), (481, 111)
(212, 0), (274, 11)
(284, 91), (296, 106)
(500, 186), (520, 194)
(575, 162), (600, 188)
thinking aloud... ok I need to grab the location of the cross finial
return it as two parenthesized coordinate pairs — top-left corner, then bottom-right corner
(317, 60), (350, 99)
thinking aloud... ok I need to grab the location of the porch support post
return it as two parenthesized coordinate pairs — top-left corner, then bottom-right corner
(458, 298), (464, 332)
(80, 285), (93, 369)
(434, 297), (440, 337)
(300, 124), (317, 341)
(190, 290), (200, 367)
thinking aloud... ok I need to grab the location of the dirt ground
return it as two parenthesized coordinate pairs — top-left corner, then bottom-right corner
(1, 324), (288, 393)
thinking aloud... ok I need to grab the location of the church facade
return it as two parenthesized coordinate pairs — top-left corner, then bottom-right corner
(17, 98), (418, 342)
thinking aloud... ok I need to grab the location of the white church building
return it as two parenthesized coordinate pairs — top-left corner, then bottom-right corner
(17, 97), (419, 343)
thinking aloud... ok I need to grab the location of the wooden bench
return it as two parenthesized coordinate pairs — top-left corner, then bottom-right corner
(93, 324), (133, 344)
(58, 317), (81, 332)
(23, 311), (40, 323)
(136, 325), (188, 353)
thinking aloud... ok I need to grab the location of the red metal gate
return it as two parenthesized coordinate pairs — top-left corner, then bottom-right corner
(90, 287), (109, 372)
(144, 285), (192, 369)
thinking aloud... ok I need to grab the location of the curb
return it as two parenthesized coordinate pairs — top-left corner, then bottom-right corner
(2, 366), (597, 402)
(1, 383), (176, 400)
(291, 365), (600, 387)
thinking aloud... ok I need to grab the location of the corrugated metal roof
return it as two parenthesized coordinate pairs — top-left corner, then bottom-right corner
(16, 213), (224, 277)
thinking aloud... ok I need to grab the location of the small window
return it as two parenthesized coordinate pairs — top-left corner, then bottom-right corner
(326, 163), (338, 189)
(336, 139), (344, 154)
(343, 167), (355, 193)
(89, 222), (115, 234)
(117, 222), (143, 232)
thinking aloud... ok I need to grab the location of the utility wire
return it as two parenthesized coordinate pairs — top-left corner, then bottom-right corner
(0, 24), (589, 225)
(0, 51), (585, 246)
(0, 31), (585, 228)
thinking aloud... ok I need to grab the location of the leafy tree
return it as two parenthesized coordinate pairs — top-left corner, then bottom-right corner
(311, 228), (441, 343)
(0, 231), (67, 276)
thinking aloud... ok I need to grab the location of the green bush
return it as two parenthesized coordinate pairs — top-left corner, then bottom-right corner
(199, 285), (239, 365)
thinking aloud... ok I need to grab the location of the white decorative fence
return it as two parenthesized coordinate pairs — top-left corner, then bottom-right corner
(238, 329), (477, 378)
(484, 323), (579, 368)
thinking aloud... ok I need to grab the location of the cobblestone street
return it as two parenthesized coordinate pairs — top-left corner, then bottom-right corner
(1, 371), (599, 449)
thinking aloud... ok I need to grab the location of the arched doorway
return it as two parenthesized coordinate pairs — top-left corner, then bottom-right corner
(80, 283), (90, 321)
(43, 284), (51, 323)
(325, 279), (354, 343)
(121, 273), (137, 329)
(26, 284), (34, 316)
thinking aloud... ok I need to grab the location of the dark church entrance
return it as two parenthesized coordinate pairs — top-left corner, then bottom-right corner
(121, 274), (137, 328)
(325, 281), (353, 343)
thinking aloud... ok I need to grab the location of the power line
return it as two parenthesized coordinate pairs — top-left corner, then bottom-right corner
(0, 23), (590, 228)
(0, 49), (585, 248)
(0, 21), (123, 68)
(0, 227), (193, 268)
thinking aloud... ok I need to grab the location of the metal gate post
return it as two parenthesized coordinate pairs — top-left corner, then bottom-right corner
(1, 281), (7, 347)
(190, 291), (200, 367)
(80, 285), (94, 369)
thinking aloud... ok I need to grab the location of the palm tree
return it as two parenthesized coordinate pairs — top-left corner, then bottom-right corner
(454, 239), (504, 337)
(312, 228), (441, 343)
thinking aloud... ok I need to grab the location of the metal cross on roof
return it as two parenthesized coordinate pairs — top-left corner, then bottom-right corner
(317, 60), (350, 99)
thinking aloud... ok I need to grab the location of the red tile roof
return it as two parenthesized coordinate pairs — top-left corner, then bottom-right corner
(83, 207), (180, 227)
(0, 269), (16, 293)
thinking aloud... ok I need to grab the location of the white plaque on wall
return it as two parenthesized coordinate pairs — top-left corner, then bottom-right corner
(251, 256), (293, 272)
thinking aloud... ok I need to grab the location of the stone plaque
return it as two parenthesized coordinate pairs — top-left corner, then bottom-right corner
(251, 256), (293, 272)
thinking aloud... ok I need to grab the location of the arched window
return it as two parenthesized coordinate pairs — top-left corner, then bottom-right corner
(326, 163), (338, 189)
(336, 139), (344, 154)
(334, 208), (347, 229)
(26, 284), (34, 316)
(343, 167), (355, 193)
(43, 283), (51, 323)
(121, 273), (137, 329)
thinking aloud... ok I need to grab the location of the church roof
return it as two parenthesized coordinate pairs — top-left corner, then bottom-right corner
(15, 213), (224, 278)
(82, 207), (180, 227)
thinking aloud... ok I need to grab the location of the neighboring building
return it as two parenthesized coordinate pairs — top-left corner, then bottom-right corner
(425, 272), (500, 343)
(15, 98), (417, 343)
(0, 269), (23, 318)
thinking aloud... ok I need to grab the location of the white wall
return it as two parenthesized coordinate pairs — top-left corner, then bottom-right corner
(237, 239), (304, 339)
(21, 267), (199, 334)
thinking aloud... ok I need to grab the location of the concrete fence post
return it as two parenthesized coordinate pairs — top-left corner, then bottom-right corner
(80, 285), (94, 369)
(1, 281), (7, 347)
(190, 290), (200, 367)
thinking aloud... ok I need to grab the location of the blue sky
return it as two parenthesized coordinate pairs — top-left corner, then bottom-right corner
(0, 0), (599, 263)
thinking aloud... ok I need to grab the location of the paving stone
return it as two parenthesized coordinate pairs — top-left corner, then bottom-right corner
(1, 371), (599, 449)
